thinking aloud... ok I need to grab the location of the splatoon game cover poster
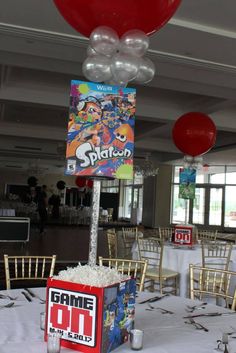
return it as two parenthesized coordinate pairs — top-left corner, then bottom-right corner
(65, 80), (136, 179)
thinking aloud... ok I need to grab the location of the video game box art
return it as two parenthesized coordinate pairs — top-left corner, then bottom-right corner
(65, 80), (136, 180)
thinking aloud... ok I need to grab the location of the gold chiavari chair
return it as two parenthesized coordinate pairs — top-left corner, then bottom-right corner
(138, 237), (179, 294)
(158, 227), (174, 242)
(143, 228), (159, 238)
(197, 229), (217, 242)
(107, 208), (114, 222)
(189, 264), (236, 310)
(98, 256), (148, 292)
(201, 241), (233, 271)
(122, 227), (138, 259)
(4, 254), (57, 290)
(107, 228), (117, 258)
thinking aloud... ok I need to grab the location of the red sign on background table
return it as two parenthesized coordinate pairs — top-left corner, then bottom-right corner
(174, 225), (196, 246)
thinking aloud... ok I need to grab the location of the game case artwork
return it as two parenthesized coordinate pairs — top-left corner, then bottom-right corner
(65, 80), (136, 179)
(102, 280), (136, 353)
(179, 167), (196, 199)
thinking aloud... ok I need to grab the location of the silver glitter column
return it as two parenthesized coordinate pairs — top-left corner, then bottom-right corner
(88, 179), (101, 266)
(184, 199), (189, 224)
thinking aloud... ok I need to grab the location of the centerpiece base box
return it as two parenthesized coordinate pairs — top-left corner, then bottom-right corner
(45, 277), (136, 353)
(174, 224), (197, 247)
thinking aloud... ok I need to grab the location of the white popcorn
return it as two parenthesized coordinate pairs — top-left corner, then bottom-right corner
(53, 263), (129, 287)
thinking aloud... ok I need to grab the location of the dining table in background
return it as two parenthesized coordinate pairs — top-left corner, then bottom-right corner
(132, 243), (236, 297)
(0, 288), (236, 353)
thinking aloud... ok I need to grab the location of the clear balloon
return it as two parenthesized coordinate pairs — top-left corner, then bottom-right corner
(87, 46), (97, 57)
(184, 155), (194, 163)
(120, 30), (149, 57)
(82, 55), (112, 82)
(105, 78), (128, 87)
(134, 56), (155, 84)
(111, 53), (140, 83)
(194, 156), (203, 163)
(90, 26), (119, 56)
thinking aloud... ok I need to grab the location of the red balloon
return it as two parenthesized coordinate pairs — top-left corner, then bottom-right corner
(75, 176), (86, 188)
(172, 112), (217, 157)
(53, 0), (181, 38)
(87, 179), (94, 189)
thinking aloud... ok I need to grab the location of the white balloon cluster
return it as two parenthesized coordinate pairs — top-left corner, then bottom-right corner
(183, 155), (203, 170)
(82, 26), (155, 86)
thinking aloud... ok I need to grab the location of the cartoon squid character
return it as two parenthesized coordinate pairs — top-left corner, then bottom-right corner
(113, 124), (134, 149)
(66, 99), (112, 157)
(77, 100), (102, 122)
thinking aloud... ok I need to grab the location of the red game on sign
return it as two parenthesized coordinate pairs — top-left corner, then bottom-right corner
(45, 277), (136, 353)
(174, 225), (196, 247)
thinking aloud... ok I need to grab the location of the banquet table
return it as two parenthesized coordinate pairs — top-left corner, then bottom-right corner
(0, 288), (236, 353)
(132, 243), (236, 297)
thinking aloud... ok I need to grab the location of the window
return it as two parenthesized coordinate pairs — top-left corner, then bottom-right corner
(209, 188), (222, 226)
(101, 179), (119, 193)
(171, 165), (236, 230)
(224, 186), (236, 227)
(192, 188), (205, 224)
(226, 166), (236, 184)
(120, 174), (143, 222)
(209, 166), (225, 184)
(171, 185), (189, 224)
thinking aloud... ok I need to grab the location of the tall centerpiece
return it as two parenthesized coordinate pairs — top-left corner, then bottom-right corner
(46, 1), (183, 352)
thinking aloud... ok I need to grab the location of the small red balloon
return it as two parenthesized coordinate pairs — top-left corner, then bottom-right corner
(53, 0), (181, 38)
(172, 112), (217, 157)
(87, 180), (94, 189)
(75, 176), (86, 188)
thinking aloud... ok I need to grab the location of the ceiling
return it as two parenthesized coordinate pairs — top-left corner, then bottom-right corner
(0, 0), (236, 174)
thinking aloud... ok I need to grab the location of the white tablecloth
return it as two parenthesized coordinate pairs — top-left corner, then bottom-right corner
(132, 243), (236, 297)
(0, 288), (236, 353)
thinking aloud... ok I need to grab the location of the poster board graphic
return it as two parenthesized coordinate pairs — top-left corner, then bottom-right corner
(179, 167), (196, 199)
(65, 80), (136, 179)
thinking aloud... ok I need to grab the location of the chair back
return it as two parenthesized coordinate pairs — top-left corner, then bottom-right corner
(122, 227), (138, 258)
(189, 264), (236, 310)
(4, 254), (57, 289)
(143, 229), (159, 238)
(98, 257), (148, 292)
(201, 241), (233, 271)
(107, 229), (117, 258)
(107, 208), (114, 221)
(138, 237), (164, 275)
(158, 227), (174, 242)
(197, 229), (217, 242)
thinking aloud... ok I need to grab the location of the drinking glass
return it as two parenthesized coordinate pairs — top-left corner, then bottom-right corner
(40, 312), (45, 331)
(47, 332), (61, 353)
(130, 329), (144, 350)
